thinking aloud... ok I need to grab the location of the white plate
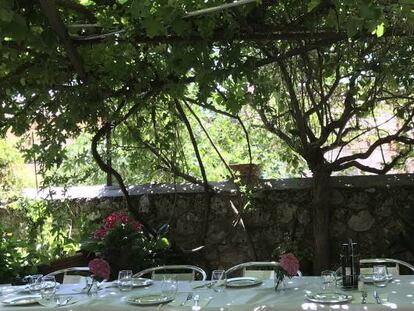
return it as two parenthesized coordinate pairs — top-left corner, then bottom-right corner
(361, 274), (393, 283)
(114, 278), (153, 288)
(2, 295), (40, 306)
(20, 283), (60, 293)
(226, 277), (262, 288)
(126, 294), (174, 306)
(305, 292), (352, 304)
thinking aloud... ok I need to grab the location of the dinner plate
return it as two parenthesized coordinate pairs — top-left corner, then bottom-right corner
(126, 294), (174, 306)
(20, 283), (60, 293)
(226, 277), (262, 288)
(2, 295), (40, 306)
(360, 274), (393, 283)
(305, 292), (352, 304)
(114, 278), (153, 288)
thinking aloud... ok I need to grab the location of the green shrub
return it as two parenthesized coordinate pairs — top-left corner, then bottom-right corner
(0, 199), (84, 283)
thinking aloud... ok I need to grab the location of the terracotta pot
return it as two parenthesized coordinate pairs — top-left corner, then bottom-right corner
(229, 163), (261, 183)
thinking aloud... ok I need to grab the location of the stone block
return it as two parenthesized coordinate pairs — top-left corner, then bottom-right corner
(347, 210), (375, 232)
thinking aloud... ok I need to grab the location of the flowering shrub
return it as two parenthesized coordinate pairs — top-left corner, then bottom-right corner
(274, 253), (300, 290)
(82, 210), (169, 279)
(93, 211), (143, 240)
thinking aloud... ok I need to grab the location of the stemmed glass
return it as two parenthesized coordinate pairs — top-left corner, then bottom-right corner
(373, 265), (388, 303)
(23, 274), (43, 293)
(161, 277), (178, 300)
(211, 270), (226, 292)
(373, 265), (388, 288)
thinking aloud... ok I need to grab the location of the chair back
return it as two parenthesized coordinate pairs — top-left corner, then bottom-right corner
(226, 261), (302, 280)
(360, 258), (414, 276)
(133, 265), (207, 281)
(43, 267), (92, 284)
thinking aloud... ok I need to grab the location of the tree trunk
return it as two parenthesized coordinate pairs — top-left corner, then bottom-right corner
(311, 168), (332, 274)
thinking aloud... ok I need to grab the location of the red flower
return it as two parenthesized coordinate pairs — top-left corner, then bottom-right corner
(131, 221), (143, 231)
(279, 253), (300, 277)
(88, 258), (110, 280)
(104, 214), (117, 229)
(94, 227), (107, 240)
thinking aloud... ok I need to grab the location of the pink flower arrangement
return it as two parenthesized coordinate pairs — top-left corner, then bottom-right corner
(88, 258), (110, 280)
(275, 253), (300, 291)
(93, 211), (143, 240)
(279, 253), (300, 277)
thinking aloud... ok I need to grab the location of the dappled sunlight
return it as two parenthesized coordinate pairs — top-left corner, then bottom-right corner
(383, 302), (398, 309)
(301, 303), (350, 310)
(253, 305), (268, 311)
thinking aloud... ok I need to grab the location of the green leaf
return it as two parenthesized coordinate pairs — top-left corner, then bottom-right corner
(142, 17), (164, 38)
(346, 17), (363, 37)
(0, 9), (13, 22)
(129, 0), (149, 19)
(358, 2), (382, 20)
(373, 22), (385, 37)
(307, 0), (322, 12)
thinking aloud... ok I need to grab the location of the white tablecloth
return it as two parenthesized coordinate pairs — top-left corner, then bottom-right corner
(1, 276), (414, 311)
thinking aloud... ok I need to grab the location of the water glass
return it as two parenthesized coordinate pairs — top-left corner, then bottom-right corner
(25, 274), (43, 293)
(118, 270), (133, 291)
(321, 270), (336, 292)
(373, 265), (388, 288)
(161, 277), (178, 299)
(211, 270), (226, 292)
(40, 276), (57, 300)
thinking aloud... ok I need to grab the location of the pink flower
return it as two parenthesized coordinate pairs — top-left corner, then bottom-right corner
(104, 214), (117, 229)
(94, 211), (143, 241)
(131, 221), (143, 231)
(94, 227), (107, 240)
(88, 258), (110, 280)
(279, 253), (300, 277)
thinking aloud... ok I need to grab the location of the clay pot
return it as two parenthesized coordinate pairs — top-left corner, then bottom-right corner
(229, 163), (261, 184)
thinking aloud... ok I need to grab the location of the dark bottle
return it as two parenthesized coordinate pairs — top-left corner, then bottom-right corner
(341, 239), (360, 289)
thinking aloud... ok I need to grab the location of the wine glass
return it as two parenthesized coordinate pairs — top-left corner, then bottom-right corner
(373, 265), (388, 288)
(320, 270), (336, 292)
(373, 265), (388, 303)
(161, 277), (178, 299)
(118, 270), (133, 291)
(26, 274), (43, 293)
(211, 270), (226, 292)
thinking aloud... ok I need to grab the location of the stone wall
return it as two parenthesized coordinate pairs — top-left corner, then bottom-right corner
(22, 174), (414, 274)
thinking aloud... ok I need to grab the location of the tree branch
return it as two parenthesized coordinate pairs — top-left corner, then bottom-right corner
(183, 100), (235, 179)
(91, 122), (156, 237)
(175, 100), (211, 192)
(39, 0), (87, 81)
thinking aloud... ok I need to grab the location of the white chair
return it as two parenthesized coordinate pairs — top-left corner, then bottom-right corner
(225, 261), (302, 280)
(133, 265), (207, 281)
(360, 258), (414, 275)
(44, 267), (102, 284)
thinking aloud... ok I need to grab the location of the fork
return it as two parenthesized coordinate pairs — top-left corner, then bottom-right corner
(374, 290), (382, 304)
(193, 294), (200, 309)
(181, 293), (193, 306)
(56, 296), (73, 307)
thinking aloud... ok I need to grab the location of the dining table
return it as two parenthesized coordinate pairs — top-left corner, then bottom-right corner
(1, 276), (414, 311)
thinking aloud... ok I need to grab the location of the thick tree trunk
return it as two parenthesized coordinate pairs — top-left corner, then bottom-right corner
(311, 168), (332, 274)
